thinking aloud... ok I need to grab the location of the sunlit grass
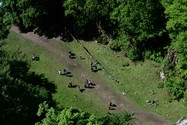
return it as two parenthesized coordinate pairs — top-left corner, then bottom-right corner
(69, 40), (187, 123)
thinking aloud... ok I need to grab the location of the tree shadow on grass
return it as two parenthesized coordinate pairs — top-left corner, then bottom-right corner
(24, 72), (56, 93)
(9, 60), (29, 79)
(9, 58), (56, 93)
(4, 58), (57, 125)
(9, 60), (57, 99)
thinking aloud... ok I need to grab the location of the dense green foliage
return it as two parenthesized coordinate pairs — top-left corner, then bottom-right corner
(110, 0), (166, 61)
(0, 0), (167, 51)
(0, 0), (167, 47)
(0, 0), (48, 28)
(0, 2), (13, 39)
(36, 102), (134, 125)
(164, 0), (187, 100)
(63, 0), (116, 39)
(0, 44), (55, 125)
(110, 0), (165, 42)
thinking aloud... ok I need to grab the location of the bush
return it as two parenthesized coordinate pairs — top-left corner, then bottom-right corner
(149, 52), (163, 63)
(109, 40), (121, 51)
(103, 112), (134, 125)
(97, 34), (109, 45)
(144, 51), (152, 58)
(127, 49), (140, 61)
(144, 51), (164, 63)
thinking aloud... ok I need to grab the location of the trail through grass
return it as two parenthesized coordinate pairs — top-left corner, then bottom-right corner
(3, 31), (187, 124)
(64, 40), (187, 123)
(2, 32), (107, 116)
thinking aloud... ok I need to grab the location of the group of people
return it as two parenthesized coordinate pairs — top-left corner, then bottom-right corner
(68, 50), (76, 59)
(90, 61), (99, 72)
(109, 102), (117, 110)
(66, 50), (97, 89)
(58, 69), (68, 76)
(146, 100), (158, 106)
(67, 79), (95, 92)
(67, 79), (95, 89)
(67, 51), (119, 109)
(83, 79), (95, 88)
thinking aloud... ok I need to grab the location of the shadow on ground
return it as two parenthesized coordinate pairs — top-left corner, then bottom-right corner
(1, 54), (57, 125)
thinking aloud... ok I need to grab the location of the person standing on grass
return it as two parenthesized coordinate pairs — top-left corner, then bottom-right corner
(109, 102), (112, 110)
(80, 54), (83, 59)
(64, 69), (68, 76)
(90, 61), (95, 72)
(68, 82), (72, 88)
(32, 53), (36, 60)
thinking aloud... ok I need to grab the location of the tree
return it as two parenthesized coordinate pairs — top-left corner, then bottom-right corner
(0, 0), (51, 33)
(102, 112), (134, 125)
(36, 102), (103, 125)
(165, 0), (187, 40)
(109, 0), (166, 60)
(164, 0), (187, 100)
(165, 32), (187, 100)
(63, 0), (115, 26)
(0, 47), (56, 125)
(111, 0), (165, 42)
(36, 102), (134, 125)
(0, 2), (14, 39)
(161, 0), (174, 8)
(63, 0), (116, 39)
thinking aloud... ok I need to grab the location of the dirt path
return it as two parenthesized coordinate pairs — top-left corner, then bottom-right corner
(11, 26), (170, 125)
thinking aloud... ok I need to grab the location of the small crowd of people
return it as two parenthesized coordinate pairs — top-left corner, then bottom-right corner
(32, 50), (158, 113)
(68, 50), (76, 59)
(83, 79), (95, 88)
(67, 79), (95, 89)
(109, 102), (117, 110)
(58, 69), (68, 76)
(90, 61), (99, 72)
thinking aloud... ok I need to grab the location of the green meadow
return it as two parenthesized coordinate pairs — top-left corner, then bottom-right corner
(3, 32), (187, 123)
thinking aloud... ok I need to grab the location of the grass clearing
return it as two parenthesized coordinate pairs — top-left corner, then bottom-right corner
(2, 32), (107, 116)
(3, 32), (187, 123)
(68, 40), (187, 122)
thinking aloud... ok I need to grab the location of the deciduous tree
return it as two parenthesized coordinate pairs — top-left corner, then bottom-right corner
(110, 0), (166, 60)
(36, 102), (134, 125)
(0, 47), (56, 125)
(164, 0), (187, 100)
